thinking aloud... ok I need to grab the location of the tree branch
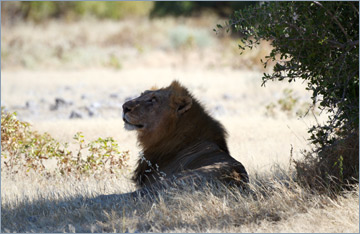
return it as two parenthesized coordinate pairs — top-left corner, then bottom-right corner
(349, 2), (359, 15)
(314, 1), (350, 41)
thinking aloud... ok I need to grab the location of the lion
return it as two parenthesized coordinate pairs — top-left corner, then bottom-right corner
(122, 81), (248, 191)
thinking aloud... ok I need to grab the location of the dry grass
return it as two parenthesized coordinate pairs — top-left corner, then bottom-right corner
(2, 168), (358, 233)
(1, 16), (273, 71)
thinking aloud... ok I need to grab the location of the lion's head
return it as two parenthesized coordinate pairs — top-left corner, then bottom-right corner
(122, 81), (201, 149)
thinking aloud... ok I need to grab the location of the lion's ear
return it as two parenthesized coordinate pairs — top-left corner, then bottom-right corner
(177, 96), (192, 115)
(168, 80), (192, 115)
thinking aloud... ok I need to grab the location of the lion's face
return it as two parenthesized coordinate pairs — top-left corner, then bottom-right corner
(122, 89), (171, 131)
(122, 81), (193, 136)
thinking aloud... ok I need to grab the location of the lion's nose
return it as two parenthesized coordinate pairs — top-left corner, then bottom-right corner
(122, 102), (133, 114)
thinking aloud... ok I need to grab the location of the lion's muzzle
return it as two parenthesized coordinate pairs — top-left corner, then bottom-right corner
(122, 100), (144, 130)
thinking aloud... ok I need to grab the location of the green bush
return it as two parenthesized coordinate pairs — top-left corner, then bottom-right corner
(72, 1), (154, 20)
(20, 1), (59, 22)
(2, 1), (256, 22)
(150, 2), (257, 17)
(218, 2), (359, 189)
(1, 107), (129, 178)
(150, 2), (196, 17)
(3, 1), (154, 22)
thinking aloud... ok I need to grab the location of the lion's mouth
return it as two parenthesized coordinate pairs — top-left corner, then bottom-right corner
(123, 117), (144, 129)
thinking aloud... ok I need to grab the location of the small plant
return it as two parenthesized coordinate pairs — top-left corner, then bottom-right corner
(265, 102), (276, 117)
(333, 155), (344, 182)
(107, 54), (122, 70)
(1, 107), (129, 178)
(278, 88), (298, 114)
(1, 107), (60, 175)
(265, 89), (313, 118)
(64, 132), (129, 178)
(296, 102), (313, 117)
(168, 26), (213, 50)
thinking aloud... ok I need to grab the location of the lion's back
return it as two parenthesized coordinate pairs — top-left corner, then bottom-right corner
(160, 141), (248, 185)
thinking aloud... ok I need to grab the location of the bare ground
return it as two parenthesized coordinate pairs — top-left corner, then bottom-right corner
(1, 68), (318, 171)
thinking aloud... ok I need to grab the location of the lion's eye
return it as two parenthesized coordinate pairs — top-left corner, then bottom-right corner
(147, 97), (156, 104)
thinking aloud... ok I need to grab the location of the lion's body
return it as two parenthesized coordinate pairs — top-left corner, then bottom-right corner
(122, 81), (248, 188)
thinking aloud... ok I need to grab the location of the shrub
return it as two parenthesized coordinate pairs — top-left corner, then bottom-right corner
(218, 2), (359, 190)
(2, 1), (154, 22)
(295, 131), (359, 192)
(168, 25), (213, 50)
(150, 2), (257, 17)
(1, 107), (129, 178)
(72, 1), (154, 20)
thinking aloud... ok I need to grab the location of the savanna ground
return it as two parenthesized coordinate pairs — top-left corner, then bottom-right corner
(1, 14), (359, 233)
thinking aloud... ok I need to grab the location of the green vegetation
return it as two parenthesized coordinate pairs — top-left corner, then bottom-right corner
(1, 108), (129, 178)
(168, 25), (213, 50)
(2, 1), (154, 22)
(1, 1), (257, 22)
(106, 54), (123, 70)
(150, 2), (257, 17)
(219, 1), (359, 190)
(71, 1), (153, 20)
(265, 88), (313, 118)
(277, 89), (298, 114)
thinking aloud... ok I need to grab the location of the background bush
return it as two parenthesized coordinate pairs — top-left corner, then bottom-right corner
(2, 1), (154, 22)
(150, 1), (257, 17)
(220, 1), (359, 190)
(1, 1), (258, 23)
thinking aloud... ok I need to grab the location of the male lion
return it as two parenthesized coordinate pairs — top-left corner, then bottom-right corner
(122, 81), (248, 191)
